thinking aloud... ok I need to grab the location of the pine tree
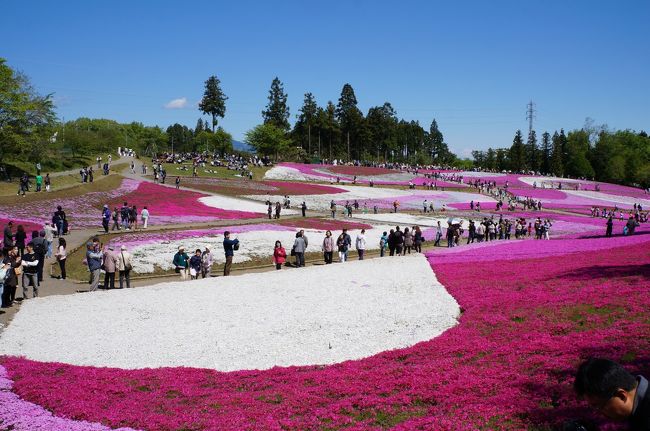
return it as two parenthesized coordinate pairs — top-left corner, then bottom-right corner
(198, 76), (228, 132)
(526, 130), (538, 172)
(509, 130), (526, 172)
(427, 119), (451, 164)
(262, 77), (290, 131)
(335, 84), (364, 160)
(540, 131), (551, 174)
(293, 92), (318, 153)
(550, 131), (564, 176)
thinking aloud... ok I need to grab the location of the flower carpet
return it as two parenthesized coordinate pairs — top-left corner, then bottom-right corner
(1, 224), (648, 430)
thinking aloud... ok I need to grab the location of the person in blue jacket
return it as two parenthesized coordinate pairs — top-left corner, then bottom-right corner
(102, 205), (111, 233)
(222, 231), (239, 276)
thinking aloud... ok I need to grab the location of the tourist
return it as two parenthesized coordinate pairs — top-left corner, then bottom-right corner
(86, 241), (103, 292)
(201, 247), (212, 278)
(44, 173), (51, 192)
(574, 358), (650, 428)
(467, 220), (476, 244)
(14, 224), (26, 257)
(189, 249), (202, 280)
(423, 199), (428, 213)
(21, 242), (39, 298)
(102, 204), (111, 233)
(322, 231), (334, 264)
(222, 231), (239, 276)
(32, 231), (47, 283)
(120, 202), (130, 230)
(3, 221), (13, 251)
(606, 216), (613, 237)
(446, 223), (455, 248)
(275, 202), (281, 219)
(35, 172), (42, 192)
(293, 231), (307, 267)
(117, 245), (132, 288)
(273, 241), (287, 270)
(102, 245), (119, 289)
(402, 227), (413, 255)
(379, 231), (388, 257)
(394, 226), (404, 255)
(44, 223), (56, 258)
(330, 201), (336, 218)
(55, 237), (67, 280)
(337, 229), (351, 262)
(175, 176), (181, 189)
(53, 205), (66, 236)
(301, 201), (307, 217)
(393, 200), (399, 213)
(434, 221), (443, 247)
(0, 250), (7, 303)
(1, 246), (20, 307)
(141, 206), (150, 229)
(173, 246), (190, 280)
(111, 207), (120, 231)
(413, 226), (423, 252)
(130, 205), (138, 230)
(355, 229), (367, 260)
(267, 202), (272, 219)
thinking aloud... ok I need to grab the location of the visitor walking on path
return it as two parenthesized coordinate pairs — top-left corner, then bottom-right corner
(322, 231), (334, 264)
(355, 229), (366, 260)
(189, 249), (202, 280)
(102, 205), (111, 233)
(55, 237), (67, 280)
(175, 176), (181, 189)
(434, 221), (443, 247)
(606, 216), (613, 237)
(273, 241), (286, 270)
(102, 246), (119, 289)
(141, 206), (150, 229)
(292, 231), (307, 267)
(379, 231), (388, 257)
(173, 246), (189, 280)
(337, 229), (351, 262)
(222, 231), (239, 276)
(1, 247), (20, 307)
(86, 241), (103, 292)
(118, 245), (132, 288)
(201, 247), (212, 278)
(14, 225), (25, 257)
(301, 201), (307, 217)
(21, 242), (39, 299)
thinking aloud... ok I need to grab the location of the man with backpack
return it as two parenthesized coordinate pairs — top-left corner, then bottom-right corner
(31, 231), (48, 283)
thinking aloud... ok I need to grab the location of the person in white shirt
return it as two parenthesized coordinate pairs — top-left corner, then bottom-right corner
(43, 223), (57, 258)
(54, 237), (67, 279)
(141, 206), (150, 229)
(117, 245), (132, 289)
(355, 229), (367, 260)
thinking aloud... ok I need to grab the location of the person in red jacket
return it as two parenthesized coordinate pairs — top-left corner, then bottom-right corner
(273, 240), (286, 270)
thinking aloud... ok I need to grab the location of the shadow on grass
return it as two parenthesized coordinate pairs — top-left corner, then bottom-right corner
(555, 264), (650, 281)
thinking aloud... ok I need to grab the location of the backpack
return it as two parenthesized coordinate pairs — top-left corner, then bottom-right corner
(33, 241), (46, 256)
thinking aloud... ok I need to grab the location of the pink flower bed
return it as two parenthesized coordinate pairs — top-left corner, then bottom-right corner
(3, 229), (649, 429)
(322, 165), (395, 176)
(107, 181), (261, 224)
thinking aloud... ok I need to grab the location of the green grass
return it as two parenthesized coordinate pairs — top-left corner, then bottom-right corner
(160, 163), (270, 181)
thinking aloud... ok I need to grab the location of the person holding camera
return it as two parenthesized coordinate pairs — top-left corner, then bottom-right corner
(222, 231), (239, 276)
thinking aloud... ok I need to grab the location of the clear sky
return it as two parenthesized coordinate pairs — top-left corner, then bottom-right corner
(2, 0), (648, 157)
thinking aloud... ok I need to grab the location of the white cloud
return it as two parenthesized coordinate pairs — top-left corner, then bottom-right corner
(164, 97), (188, 109)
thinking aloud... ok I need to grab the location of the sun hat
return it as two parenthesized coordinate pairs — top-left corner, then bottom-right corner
(178, 246), (185, 251)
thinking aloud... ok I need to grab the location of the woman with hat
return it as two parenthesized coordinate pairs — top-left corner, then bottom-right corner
(173, 246), (189, 280)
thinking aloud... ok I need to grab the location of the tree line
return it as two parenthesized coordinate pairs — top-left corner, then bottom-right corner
(244, 77), (457, 165)
(472, 122), (650, 187)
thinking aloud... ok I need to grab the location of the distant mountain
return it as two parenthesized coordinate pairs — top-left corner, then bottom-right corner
(232, 139), (253, 153)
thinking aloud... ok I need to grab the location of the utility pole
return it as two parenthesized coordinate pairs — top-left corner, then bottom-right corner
(526, 100), (536, 137)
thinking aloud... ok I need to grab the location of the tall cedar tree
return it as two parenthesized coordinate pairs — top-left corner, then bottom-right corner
(262, 77), (290, 131)
(199, 76), (228, 132)
(293, 92), (318, 153)
(509, 130), (526, 172)
(550, 131), (564, 176)
(526, 130), (538, 172)
(335, 84), (364, 160)
(540, 131), (551, 174)
(427, 119), (452, 164)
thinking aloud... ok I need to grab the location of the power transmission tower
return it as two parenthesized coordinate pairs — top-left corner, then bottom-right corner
(526, 100), (536, 136)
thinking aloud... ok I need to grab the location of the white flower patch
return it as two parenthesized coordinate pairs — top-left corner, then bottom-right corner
(0, 255), (460, 371)
(198, 194), (299, 215)
(263, 165), (327, 182)
(518, 176), (581, 187)
(244, 185), (494, 211)
(126, 225), (396, 274)
(562, 190), (650, 207)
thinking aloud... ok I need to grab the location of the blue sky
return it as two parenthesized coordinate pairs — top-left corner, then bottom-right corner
(2, 0), (648, 157)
